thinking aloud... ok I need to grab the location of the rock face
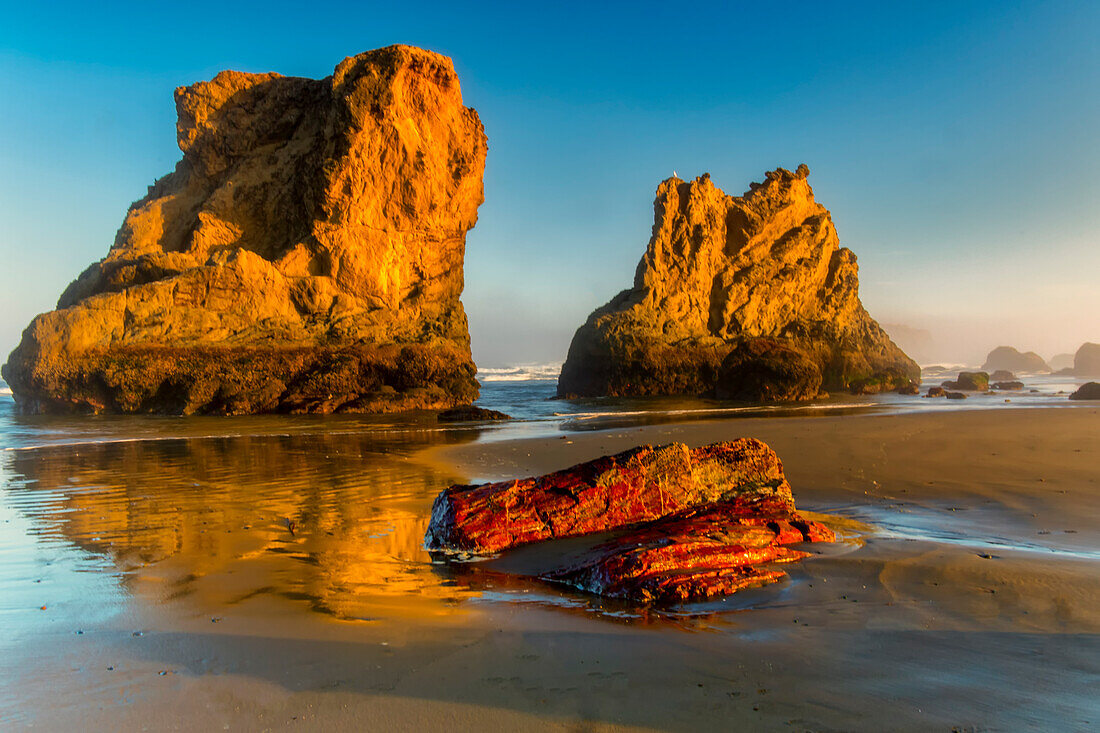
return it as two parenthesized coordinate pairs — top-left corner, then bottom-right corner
(425, 440), (834, 603)
(2, 45), (487, 415)
(1069, 382), (1100, 400)
(981, 347), (1050, 374)
(557, 167), (918, 400)
(714, 337), (822, 402)
(1073, 343), (1100, 377)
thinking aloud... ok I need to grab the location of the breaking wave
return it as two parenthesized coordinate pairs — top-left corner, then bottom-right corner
(477, 364), (561, 382)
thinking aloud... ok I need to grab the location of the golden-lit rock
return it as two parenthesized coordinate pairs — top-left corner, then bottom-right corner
(3, 45), (487, 415)
(558, 167), (919, 399)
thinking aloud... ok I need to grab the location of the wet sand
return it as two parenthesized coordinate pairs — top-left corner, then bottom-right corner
(2, 407), (1098, 730)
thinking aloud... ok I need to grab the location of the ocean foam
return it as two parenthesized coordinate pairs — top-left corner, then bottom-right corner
(477, 364), (561, 382)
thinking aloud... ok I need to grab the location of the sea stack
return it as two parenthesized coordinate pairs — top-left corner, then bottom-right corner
(981, 346), (1050, 374)
(2, 45), (487, 415)
(558, 167), (918, 400)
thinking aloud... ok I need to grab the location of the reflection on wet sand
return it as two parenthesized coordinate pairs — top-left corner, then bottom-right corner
(3, 427), (486, 622)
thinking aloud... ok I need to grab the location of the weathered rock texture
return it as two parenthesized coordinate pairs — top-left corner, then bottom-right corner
(557, 167), (918, 400)
(982, 346), (1050, 374)
(425, 440), (834, 603)
(3, 45), (487, 415)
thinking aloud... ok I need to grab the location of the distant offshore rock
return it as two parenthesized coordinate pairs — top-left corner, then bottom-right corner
(943, 371), (990, 391)
(981, 346), (1050, 374)
(993, 381), (1024, 391)
(1069, 382), (1100, 400)
(3, 45), (487, 415)
(1048, 353), (1074, 372)
(557, 167), (919, 401)
(1072, 343), (1100, 377)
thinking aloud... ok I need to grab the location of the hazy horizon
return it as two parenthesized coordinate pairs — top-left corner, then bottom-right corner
(2, 1), (1097, 371)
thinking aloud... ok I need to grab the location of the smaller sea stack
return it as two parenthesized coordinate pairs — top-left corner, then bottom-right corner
(557, 166), (919, 400)
(3, 45), (487, 416)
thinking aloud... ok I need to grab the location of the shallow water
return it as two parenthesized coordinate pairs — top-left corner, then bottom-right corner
(0, 369), (1094, 633)
(1, 374), (1098, 728)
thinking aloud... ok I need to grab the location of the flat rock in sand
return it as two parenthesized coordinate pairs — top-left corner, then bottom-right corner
(425, 439), (833, 603)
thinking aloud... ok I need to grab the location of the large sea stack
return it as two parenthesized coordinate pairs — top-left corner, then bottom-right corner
(3, 45), (487, 415)
(558, 167), (919, 400)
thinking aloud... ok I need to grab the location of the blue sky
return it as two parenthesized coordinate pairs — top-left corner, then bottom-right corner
(1, 1), (1097, 366)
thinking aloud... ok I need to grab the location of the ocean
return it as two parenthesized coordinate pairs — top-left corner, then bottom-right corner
(0, 365), (1097, 727)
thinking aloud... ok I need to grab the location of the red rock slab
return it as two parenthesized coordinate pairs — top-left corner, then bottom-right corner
(424, 439), (792, 554)
(541, 502), (834, 603)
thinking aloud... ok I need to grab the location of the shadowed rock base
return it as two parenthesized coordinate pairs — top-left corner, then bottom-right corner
(425, 440), (833, 603)
(5, 343), (476, 415)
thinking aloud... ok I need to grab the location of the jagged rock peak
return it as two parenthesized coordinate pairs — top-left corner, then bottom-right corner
(3, 45), (488, 415)
(558, 166), (918, 399)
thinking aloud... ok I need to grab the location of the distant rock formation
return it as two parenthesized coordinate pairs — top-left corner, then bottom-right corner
(990, 370), (1015, 381)
(1072, 343), (1100, 377)
(3, 46), (487, 415)
(882, 323), (935, 365)
(943, 371), (989, 391)
(993, 380), (1024, 391)
(557, 167), (918, 400)
(981, 346), (1050, 374)
(1069, 382), (1100, 400)
(1049, 353), (1075, 372)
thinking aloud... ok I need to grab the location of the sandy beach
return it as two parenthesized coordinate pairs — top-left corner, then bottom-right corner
(1, 406), (1097, 731)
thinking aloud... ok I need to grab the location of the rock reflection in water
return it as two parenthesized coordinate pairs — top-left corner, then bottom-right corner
(3, 426), (484, 622)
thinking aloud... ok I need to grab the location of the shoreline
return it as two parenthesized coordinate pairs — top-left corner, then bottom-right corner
(3, 406), (1098, 730)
